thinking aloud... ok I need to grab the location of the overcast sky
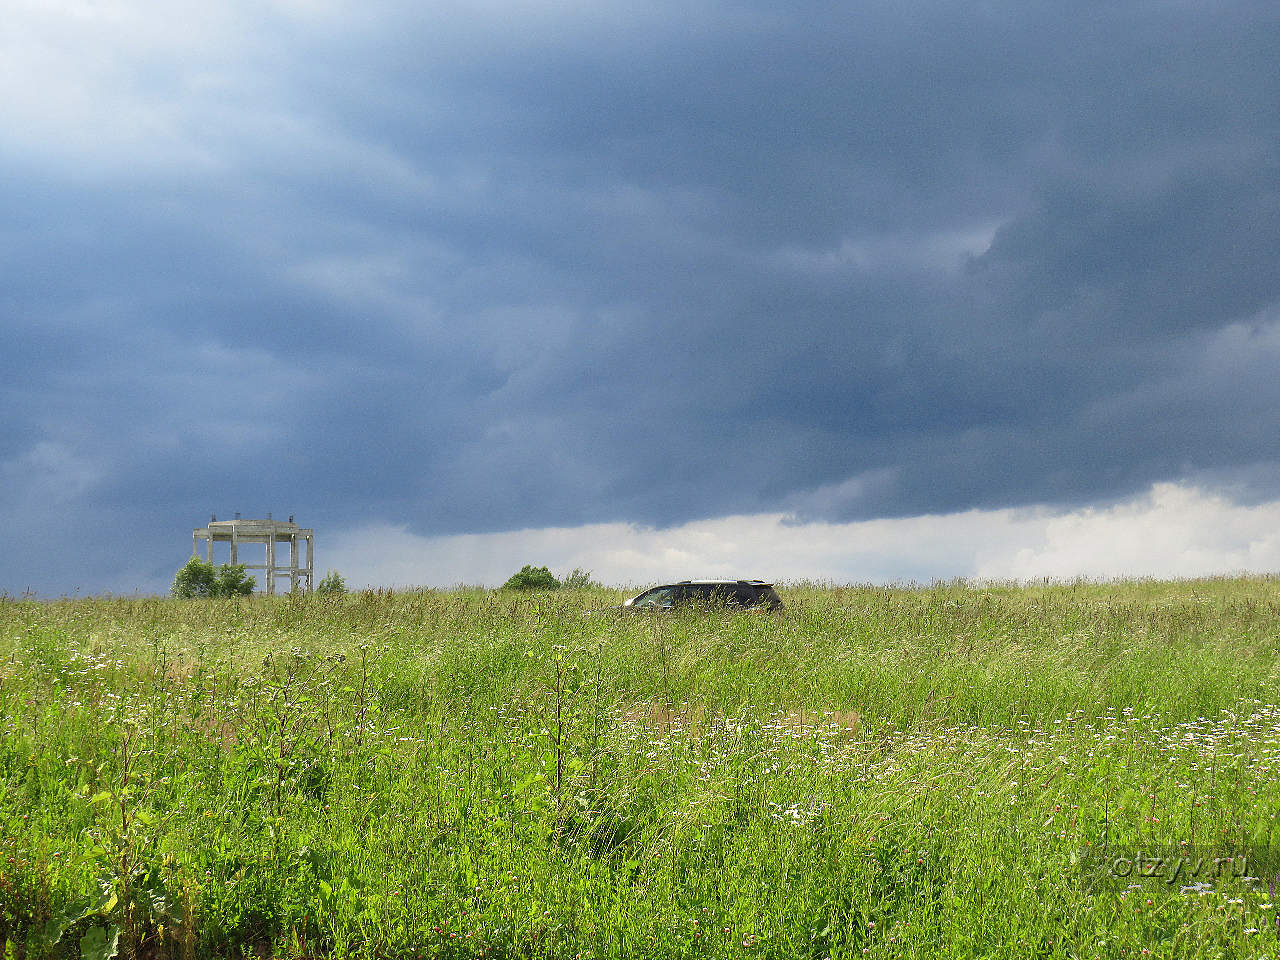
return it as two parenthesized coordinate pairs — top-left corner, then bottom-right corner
(4, 0), (1279, 595)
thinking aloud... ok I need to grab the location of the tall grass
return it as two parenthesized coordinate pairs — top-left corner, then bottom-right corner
(2, 579), (1280, 958)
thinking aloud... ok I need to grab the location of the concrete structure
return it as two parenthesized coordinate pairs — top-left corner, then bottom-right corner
(192, 515), (314, 594)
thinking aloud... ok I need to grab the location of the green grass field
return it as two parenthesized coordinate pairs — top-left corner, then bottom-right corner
(3, 579), (1280, 959)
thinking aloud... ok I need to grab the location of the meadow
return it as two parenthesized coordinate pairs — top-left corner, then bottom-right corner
(3, 578), (1280, 959)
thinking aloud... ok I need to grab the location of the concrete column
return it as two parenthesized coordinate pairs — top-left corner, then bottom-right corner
(306, 534), (314, 591)
(289, 534), (299, 593)
(192, 533), (199, 557)
(230, 526), (238, 566)
(206, 535), (213, 563)
(266, 536), (276, 595)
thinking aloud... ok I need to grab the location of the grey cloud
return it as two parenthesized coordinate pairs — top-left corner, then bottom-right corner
(2, 0), (1279, 593)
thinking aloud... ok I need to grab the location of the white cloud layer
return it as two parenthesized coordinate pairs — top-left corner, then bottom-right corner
(325, 482), (1280, 591)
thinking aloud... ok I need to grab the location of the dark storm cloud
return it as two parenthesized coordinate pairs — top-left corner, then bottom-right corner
(2, 0), (1279, 593)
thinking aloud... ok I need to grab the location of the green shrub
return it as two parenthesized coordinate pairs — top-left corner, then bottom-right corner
(171, 557), (256, 598)
(501, 564), (560, 591)
(316, 570), (347, 595)
(560, 567), (600, 589)
(214, 563), (256, 597)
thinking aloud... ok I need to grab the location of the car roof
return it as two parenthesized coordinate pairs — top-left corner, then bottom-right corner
(675, 579), (774, 587)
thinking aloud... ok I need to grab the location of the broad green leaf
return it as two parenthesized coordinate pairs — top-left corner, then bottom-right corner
(146, 885), (171, 916)
(80, 926), (119, 960)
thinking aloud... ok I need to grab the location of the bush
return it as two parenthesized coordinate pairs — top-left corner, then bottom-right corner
(172, 557), (256, 598)
(172, 557), (216, 598)
(316, 570), (346, 595)
(501, 565), (560, 591)
(214, 563), (256, 597)
(561, 567), (600, 589)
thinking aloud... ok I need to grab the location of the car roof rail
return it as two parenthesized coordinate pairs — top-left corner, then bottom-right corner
(674, 578), (773, 586)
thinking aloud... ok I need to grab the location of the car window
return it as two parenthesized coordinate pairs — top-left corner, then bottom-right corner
(683, 584), (709, 604)
(686, 584), (740, 606)
(627, 583), (781, 610)
(631, 586), (678, 608)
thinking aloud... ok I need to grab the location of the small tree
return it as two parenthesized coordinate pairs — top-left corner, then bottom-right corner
(501, 564), (560, 591)
(214, 563), (256, 597)
(172, 557), (216, 598)
(316, 570), (347, 595)
(172, 557), (256, 598)
(561, 567), (599, 589)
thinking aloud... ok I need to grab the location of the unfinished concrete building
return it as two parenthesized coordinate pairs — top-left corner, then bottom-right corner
(191, 515), (314, 594)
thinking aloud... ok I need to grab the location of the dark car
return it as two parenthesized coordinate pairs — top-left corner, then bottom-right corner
(619, 579), (784, 612)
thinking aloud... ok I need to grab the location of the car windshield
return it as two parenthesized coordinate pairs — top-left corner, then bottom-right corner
(628, 586), (678, 608)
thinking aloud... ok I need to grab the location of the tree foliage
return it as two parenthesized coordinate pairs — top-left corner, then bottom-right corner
(316, 569), (347, 595)
(560, 567), (600, 589)
(214, 563), (256, 597)
(171, 557), (256, 598)
(501, 564), (560, 591)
